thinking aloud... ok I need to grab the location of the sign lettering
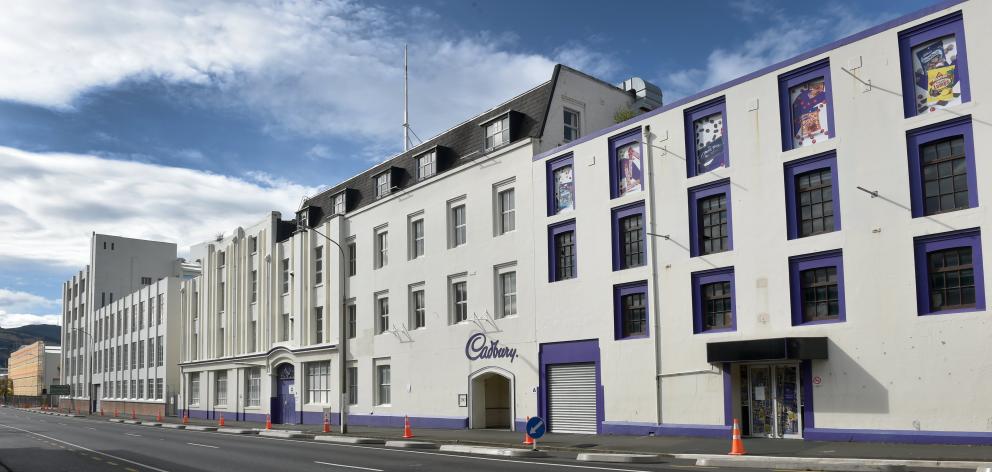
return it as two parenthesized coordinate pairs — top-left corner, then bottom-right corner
(465, 332), (517, 363)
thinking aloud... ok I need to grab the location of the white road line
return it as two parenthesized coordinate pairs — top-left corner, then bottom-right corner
(187, 442), (219, 449)
(0, 423), (171, 472)
(314, 460), (383, 471)
(88, 427), (96, 430)
(125, 433), (142, 437)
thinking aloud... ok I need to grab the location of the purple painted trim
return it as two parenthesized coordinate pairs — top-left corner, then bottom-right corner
(777, 59), (836, 152)
(538, 339), (603, 434)
(784, 151), (841, 240)
(691, 266), (737, 334)
(905, 116), (978, 218)
(898, 11), (971, 118)
(612, 280), (649, 340)
(688, 179), (733, 257)
(601, 421), (730, 438)
(913, 228), (985, 315)
(722, 362), (732, 426)
(788, 249), (847, 326)
(301, 410), (342, 425)
(805, 428), (992, 445)
(546, 154), (575, 217)
(241, 411), (268, 423)
(608, 127), (643, 199)
(548, 219), (577, 282)
(532, 0), (967, 163)
(611, 201), (647, 271)
(684, 97), (729, 177)
(800, 360), (815, 430)
(345, 414), (468, 429)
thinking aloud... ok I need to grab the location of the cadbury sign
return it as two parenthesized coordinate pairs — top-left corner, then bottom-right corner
(465, 332), (517, 363)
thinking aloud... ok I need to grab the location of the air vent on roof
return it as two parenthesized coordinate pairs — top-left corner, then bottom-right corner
(619, 77), (663, 111)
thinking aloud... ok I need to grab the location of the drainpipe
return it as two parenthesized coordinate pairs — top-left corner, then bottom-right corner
(643, 124), (664, 426)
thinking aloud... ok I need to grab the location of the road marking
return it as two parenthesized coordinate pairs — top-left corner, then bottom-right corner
(126, 468), (139, 472)
(0, 423), (171, 472)
(125, 433), (142, 437)
(314, 461), (383, 471)
(88, 427), (97, 430)
(187, 442), (219, 449)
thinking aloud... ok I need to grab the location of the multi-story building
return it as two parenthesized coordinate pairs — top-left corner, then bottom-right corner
(61, 233), (199, 414)
(179, 0), (992, 444)
(9, 341), (60, 397)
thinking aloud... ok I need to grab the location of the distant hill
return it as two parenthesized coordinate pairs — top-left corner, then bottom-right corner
(0, 324), (60, 368)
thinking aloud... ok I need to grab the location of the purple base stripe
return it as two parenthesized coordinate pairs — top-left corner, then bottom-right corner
(805, 428), (992, 445)
(602, 421), (730, 438)
(345, 414), (468, 429)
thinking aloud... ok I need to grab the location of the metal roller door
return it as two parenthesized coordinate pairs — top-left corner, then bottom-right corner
(547, 363), (597, 434)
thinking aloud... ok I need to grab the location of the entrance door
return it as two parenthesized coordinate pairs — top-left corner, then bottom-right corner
(275, 364), (296, 424)
(470, 372), (511, 429)
(742, 364), (801, 438)
(93, 385), (101, 413)
(547, 363), (597, 434)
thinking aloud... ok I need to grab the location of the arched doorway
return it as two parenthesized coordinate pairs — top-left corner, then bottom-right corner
(273, 363), (296, 424)
(470, 369), (513, 430)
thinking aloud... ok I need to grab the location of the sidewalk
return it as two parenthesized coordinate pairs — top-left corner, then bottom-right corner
(89, 411), (992, 464)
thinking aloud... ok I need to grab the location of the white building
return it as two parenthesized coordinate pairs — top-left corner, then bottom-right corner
(179, 0), (992, 445)
(61, 233), (198, 415)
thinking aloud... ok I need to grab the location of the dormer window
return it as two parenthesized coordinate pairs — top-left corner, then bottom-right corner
(333, 192), (346, 214)
(416, 151), (436, 181)
(298, 208), (309, 228)
(485, 115), (510, 150)
(375, 171), (392, 199)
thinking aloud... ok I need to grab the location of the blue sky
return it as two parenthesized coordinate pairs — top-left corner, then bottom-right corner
(0, 0), (936, 326)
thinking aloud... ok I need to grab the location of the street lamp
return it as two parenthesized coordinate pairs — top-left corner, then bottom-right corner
(306, 225), (349, 434)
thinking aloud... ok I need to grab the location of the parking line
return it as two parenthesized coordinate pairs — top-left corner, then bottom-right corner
(314, 461), (383, 471)
(187, 442), (219, 449)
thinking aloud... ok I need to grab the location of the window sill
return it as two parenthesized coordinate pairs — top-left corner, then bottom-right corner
(695, 327), (736, 335)
(919, 306), (984, 317)
(793, 318), (844, 326)
(903, 101), (976, 129)
(780, 137), (837, 162)
(616, 334), (650, 341)
(314, 283), (325, 289)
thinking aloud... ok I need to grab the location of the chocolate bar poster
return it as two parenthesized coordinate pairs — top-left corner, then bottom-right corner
(912, 35), (961, 114)
(789, 78), (829, 148)
(616, 142), (642, 196)
(693, 112), (724, 173)
(553, 165), (574, 212)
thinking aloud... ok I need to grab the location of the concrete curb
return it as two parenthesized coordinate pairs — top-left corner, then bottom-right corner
(314, 436), (385, 444)
(217, 428), (257, 435)
(161, 424), (186, 429)
(576, 453), (662, 464)
(123, 420), (141, 425)
(681, 454), (988, 471)
(258, 430), (312, 439)
(439, 444), (548, 458)
(185, 425), (218, 432)
(108, 418), (124, 423)
(385, 440), (436, 449)
(142, 422), (162, 427)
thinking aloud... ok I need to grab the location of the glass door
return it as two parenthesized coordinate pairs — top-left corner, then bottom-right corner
(775, 365), (802, 438)
(747, 366), (773, 437)
(744, 364), (802, 438)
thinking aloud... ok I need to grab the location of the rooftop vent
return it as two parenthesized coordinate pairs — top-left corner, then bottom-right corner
(619, 77), (663, 112)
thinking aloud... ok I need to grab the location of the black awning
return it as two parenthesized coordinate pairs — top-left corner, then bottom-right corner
(706, 337), (828, 363)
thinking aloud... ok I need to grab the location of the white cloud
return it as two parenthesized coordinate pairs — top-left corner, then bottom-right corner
(0, 312), (62, 328)
(0, 288), (60, 328)
(0, 146), (318, 269)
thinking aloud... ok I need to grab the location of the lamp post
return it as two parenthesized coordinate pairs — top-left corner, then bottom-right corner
(306, 225), (349, 434)
(77, 327), (96, 414)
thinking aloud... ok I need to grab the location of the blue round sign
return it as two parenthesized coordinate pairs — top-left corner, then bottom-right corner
(526, 416), (546, 439)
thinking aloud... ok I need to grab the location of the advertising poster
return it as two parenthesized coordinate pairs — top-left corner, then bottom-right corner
(912, 34), (961, 114)
(553, 165), (574, 212)
(616, 142), (642, 196)
(693, 112), (725, 173)
(789, 78), (829, 148)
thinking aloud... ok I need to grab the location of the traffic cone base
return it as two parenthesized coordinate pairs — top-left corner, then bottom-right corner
(265, 414), (272, 430)
(323, 414), (331, 433)
(402, 415), (414, 439)
(218, 413), (225, 427)
(728, 418), (746, 456)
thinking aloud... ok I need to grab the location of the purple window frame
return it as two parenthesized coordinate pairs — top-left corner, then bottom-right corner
(684, 97), (729, 178)
(783, 151), (842, 240)
(546, 153), (575, 216)
(898, 11), (971, 118)
(688, 178), (733, 257)
(777, 58), (836, 151)
(548, 219), (577, 283)
(905, 116), (978, 217)
(611, 201), (646, 271)
(691, 266), (736, 334)
(613, 281), (649, 340)
(608, 127), (643, 199)
(788, 249), (847, 326)
(913, 228), (985, 316)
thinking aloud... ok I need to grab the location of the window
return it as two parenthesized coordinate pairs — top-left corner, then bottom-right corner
(410, 285), (426, 329)
(346, 241), (357, 276)
(789, 250), (846, 325)
(306, 361), (331, 404)
(156, 294), (163, 325)
(249, 235), (258, 254)
(914, 228), (985, 315)
(141, 277), (152, 286)
(190, 373), (200, 405)
(280, 313), (290, 342)
(375, 229), (388, 269)
(314, 307), (324, 344)
(347, 303), (357, 339)
(684, 97), (729, 177)
(611, 202), (646, 270)
(138, 379), (144, 399)
(281, 258), (290, 294)
(217, 250), (226, 267)
(251, 270), (258, 303)
(248, 320), (257, 352)
(563, 108), (580, 142)
(333, 192), (346, 214)
(410, 217), (424, 259)
(609, 128), (643, 198)
(147, 340), (153, 368)
(546, 154), (575, 215)
(692, 267), (736, 333)
(450, 204), (466, 248)
(374, 171), (391, 199)
(215, 371), (227, 405)
(485, 115), (510, 150)
(138, 340), (144, 367)
(246, 367), (261, 407)
(784, 151), (840, 239)
(416, 150), (436, 180)
(131, 342), (137, 369)
(906, 117), (977, 217)
(778, 59), (834, 150)
(450, 276), (468, 323)
(898, 12), (970, 118)
(156, 378), (163, 399)
(347, 365), (358, 405)
(549, 220), (577, 282)
(689, 179), (732, 257)
(375, 293), (389, 334)
(375, 363), (391, 405)
(156, 336), (163, 366)
(314, 246), (324, 285)
(218, 282), (225, 311)
(497, 188), (515, 234)
(497, 268), (517, 318)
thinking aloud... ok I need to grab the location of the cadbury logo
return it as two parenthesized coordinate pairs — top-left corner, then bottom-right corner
(465, 332), (517, 363)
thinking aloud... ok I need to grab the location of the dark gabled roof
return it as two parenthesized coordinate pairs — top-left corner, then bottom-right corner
(299, 64), (565, 224)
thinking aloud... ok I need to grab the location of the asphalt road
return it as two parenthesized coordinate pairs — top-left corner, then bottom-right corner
(0, 408), (774, 472)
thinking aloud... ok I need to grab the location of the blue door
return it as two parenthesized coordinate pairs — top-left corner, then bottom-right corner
(275, 363), (296, 424)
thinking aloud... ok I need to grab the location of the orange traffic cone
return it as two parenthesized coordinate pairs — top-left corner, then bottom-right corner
(218, 413), (225, 427)
(114, 407), (119, 418)
(265, 414), (272, 430)
(728, 418), (746, 456)
(323, 414), (331, 433)
(156, 412), (162, 422)
(131, 409), (137, 420)
(522, 416), (534, 445)
(183, 413), (189, 425)
(402, 415), (414, 439)
(99, 407), (104, 416)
